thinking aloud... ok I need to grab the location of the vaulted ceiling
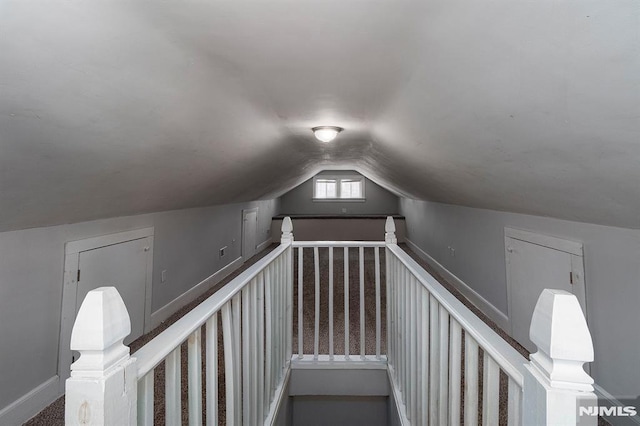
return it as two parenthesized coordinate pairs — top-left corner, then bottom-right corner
(1, 0), (638, 231)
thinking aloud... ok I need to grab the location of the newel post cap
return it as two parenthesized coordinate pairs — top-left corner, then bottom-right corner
(385, 216), (397, 243)
(529, 289), (594, 390)
(281, 216), (294, 243)
(70, 287), (131, 376)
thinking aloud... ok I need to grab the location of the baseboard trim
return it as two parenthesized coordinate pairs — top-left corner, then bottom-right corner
(404, 238), (510, 331)
(594, 384), (640, 425)
(148, 256), (244, 331)
(257, 238), (272, 253)
(0, 376), (60, 426)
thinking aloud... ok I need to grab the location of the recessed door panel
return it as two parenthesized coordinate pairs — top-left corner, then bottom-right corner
(243, 209), (258, 260)
(507, 237), (574, 352)
(76, 237), (150, 344)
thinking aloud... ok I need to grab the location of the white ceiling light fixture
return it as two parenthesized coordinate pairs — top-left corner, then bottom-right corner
(312, 126), (343, 143)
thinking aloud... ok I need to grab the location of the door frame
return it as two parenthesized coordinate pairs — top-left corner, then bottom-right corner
(57, 227), (154, 391)
(504, 227), (587, 339)
(242, 208), (259, 260)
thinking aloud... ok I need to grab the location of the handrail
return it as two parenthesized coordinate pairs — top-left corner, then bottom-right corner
(292, 240), (385, 248)
(386, 243), (527, 386)
(135, 242), (290, 378)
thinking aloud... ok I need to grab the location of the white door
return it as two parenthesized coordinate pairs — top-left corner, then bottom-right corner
(506, 229), (587, 353)
(242, 209), (258, 260)
(76, 237), (151, 344)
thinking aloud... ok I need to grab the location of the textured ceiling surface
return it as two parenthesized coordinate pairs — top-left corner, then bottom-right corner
(1, 0), (638, 231)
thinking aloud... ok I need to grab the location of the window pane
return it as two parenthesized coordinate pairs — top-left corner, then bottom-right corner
(316, 179), (337, 198)
(326, 181), (337, 198)
(340, 179), (362, 198)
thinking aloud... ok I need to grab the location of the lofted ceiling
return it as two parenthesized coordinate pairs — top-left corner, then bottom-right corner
(0, 0), (638, 232)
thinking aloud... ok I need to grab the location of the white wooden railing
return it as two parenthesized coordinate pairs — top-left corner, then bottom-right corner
(65, 217), (294, 426)
(65, 216), (597, 425)
(291, 241), (385, 364)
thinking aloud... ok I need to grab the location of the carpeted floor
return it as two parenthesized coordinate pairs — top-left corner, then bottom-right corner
(25, 243), (607, 426)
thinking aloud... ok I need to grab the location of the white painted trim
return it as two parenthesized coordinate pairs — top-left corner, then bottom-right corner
(290, 355), (388, 370)
(0, 376), (60, 426)
(265, 367), (291, 426)
(59, 228), (155, 393)
(594, 385), (640, 425)
(404, 238), (510, 331)
(387, 366), (410, 426)
(505, 227), (583, 256)
(148, 256), (244, 330)
(257, 238), (272, 253)
(65, 227), (154, 254)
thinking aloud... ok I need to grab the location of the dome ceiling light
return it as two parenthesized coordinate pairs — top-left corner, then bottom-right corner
(312, 126), (343, 143)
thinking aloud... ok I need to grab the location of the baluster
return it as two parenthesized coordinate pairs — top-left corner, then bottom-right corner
(250, 279), (258, 425)
(242, 285), (251, 424)
(409, 275), (417, 421)
(428, 295), (439, 426)
(298, 247), (303, 358)
(375, 247), (381, 360)
(314, 246), (320, 358)
(449, 319), (462, 426)
(414, 280), (422, 425)
(222, 303), (236, 425)
(420, 288), (430, 426)
(188, 328), (203, 426)
(392, 256), (399, 377)
(231, 294), (242, 422)
(275, 257), (282, 375)
(483, 353), (500, 426)
(508, 377), (522, 426)
(165, 347), (181, 426)
(385, 249), (391, 368)
(257, 273), (265, 422)
(205, 314), (218, 426)
(402, 267), (409, 407)
(137, 372), (154, 426)
(438, 305), (450, 425)
(359, 246), (365, 358)
(286, 247), (293, 362)
(344, 246), (350, 358)
(464, 335), (480, 426)
(264, 264), (273, 407)
(278, 255), (287, 374)
(329, 247), (334, 359)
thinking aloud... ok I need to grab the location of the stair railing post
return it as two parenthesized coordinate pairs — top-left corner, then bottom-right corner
(281, 216), (294, 244)
(65, 287), (137, 426)
(385, 216), (397, 244)
(523, 289), (597, 426)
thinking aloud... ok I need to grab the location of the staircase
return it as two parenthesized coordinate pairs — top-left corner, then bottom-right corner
(64, 217), (597, 425)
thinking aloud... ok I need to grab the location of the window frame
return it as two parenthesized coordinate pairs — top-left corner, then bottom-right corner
(312, 175), (366, 202)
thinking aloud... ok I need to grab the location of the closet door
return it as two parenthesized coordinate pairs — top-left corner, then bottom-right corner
(76, 236), (151, 344)
(505, 228), (586, 353)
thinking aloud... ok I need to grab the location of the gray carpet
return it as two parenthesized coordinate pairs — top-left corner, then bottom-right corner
(25, 243), (607, 426)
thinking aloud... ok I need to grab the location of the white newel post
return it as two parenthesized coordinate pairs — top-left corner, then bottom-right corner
(523, 289), (596, 426)
(281, 216), (294, 244)
(385, 216), (397, 244)
(65, 287), (137, 426)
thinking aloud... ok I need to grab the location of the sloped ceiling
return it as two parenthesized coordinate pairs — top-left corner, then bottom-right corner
(1, 0), (638, 231)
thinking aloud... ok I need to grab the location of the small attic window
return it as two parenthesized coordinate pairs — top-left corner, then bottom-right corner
(313, 175), (365, 201)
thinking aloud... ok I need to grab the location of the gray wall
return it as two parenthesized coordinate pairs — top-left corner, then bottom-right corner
(280, 171), (398, 215)
(399, 198), (640, 403)
(0, 199), (278, 418)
